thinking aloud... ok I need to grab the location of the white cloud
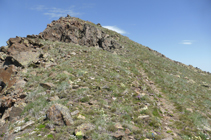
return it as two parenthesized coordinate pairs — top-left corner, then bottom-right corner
(30, 5), (47, 11)
(180, 40), (194, 45)
(103, 26), (126, 34)
(31, 5), (81, 18)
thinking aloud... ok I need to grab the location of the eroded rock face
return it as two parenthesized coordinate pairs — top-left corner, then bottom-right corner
(39, 16), (123, 51)
(46, 104), (73, 126)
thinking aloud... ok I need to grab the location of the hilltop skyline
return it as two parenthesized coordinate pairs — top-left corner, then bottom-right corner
(0, 0), (210, 72)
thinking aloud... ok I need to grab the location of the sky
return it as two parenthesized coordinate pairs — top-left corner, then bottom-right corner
(0, 0), (211, 72)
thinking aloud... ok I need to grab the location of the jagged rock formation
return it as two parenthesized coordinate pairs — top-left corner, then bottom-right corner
(39, 16), (123, 51)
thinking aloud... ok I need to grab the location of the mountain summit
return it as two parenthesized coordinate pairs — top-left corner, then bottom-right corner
(0, 15), (211, 140)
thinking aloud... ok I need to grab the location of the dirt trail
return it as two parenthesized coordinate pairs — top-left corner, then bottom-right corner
(139, 68), (181, 140)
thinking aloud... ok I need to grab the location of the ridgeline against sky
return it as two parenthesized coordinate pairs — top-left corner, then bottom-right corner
(0, 0), (211, 72)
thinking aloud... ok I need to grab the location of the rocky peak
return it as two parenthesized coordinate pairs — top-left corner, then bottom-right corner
(39, 15), (123, 51)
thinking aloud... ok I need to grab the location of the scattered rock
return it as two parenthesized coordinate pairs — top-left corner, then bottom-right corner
(72, 85), (79, 89)
(47, 96), (59, 102)
(203, 125), (211, 132)
(40, 82), (55, 89)
(188, 79), (195, 84)
(186, 108), (193, 113)
(15, 79), (26, 88)
(77, 114), (85, 119)
(138, 115), (150, 119)
(46, 104), (73, 126)
(111, 130), (125, 139)
(175, 75), (180, 78)
(75, 123), (94, 137)
(114, 123), (124, 130)
(112, 97), (117, 101)
(71, 110), (79, 116)
(125, 128), (131, 135)
(13, 120), (35, 133)
(139, 105), (148, 111)
(45, 123), (55, 131)
(201, 83), (210, 88)
(88, 100), (97, 105)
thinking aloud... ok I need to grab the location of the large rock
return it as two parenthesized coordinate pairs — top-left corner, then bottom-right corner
(46, 104), (73, 126)
(0, 65), (17, 93)
(9, 107), (22, 121)
(3, 36), (44, 68)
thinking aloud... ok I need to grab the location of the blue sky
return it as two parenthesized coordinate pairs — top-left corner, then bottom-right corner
(1, 0), (211, 72)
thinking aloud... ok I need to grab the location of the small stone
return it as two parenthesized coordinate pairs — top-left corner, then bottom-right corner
(114, 123), (124, 130)
(29, 131), (36, 135)
(89, 77), (95, 80)
(47, 96), (59, 102)
(21, 121), (35, 130)
(125, 128), (131, 135)
(149, 81), (154, 84)
(138, 115), (149, 119)
(45, 124), (54, 130)
(71, 110), (79, 116)
(112, 130), (125, 139)
(19, 92), (27, 99)
(30, 71), (36, 76)
(184, 76), (189, 80)
(112, 97), (117, 101)
(88, 100), (97, 105)
(72, 85), (79, 89)
(13, 121), (35, 133)
(63, 71), (70, 75)
(77, 114), (85, 119)
(175, 75), (180, 78)
(67, 101), (74, 106)
(186, 108), (193, 113)
(140, 105), (148, 111)
(15, 79), (26, 88)
(70, 52), (76, 55)
(40, 82), (55, 89)
(50, 58), (54, 62)
(75, 123), (95, 137)
(14, 126), (21, 133)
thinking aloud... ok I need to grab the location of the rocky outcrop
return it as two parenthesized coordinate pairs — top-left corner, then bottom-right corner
(39, 16), (123, 51)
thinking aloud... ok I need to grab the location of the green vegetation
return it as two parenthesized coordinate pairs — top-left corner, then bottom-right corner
(11, 20), (211, 139)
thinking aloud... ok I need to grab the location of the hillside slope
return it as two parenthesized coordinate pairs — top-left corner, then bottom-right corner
(0, 15), (211, 140)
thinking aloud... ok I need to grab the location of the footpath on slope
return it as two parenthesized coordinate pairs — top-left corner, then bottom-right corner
(139, 68), (181, 140)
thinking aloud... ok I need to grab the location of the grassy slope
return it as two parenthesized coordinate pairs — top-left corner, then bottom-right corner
(12, 22), (211, 140)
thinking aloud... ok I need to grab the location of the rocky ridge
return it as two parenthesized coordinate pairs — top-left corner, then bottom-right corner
(0, 15), (211, 140)
(0, 15), (123, 125)
(0, 15), (126, 140)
